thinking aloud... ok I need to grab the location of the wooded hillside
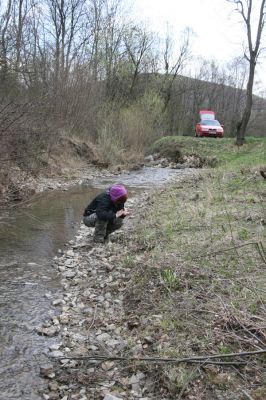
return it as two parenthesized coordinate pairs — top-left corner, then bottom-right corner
(1, 0), (266, 183)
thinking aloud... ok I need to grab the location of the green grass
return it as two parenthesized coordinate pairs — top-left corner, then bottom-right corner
(150, 136), (266, 169)
(121, 150), (266, 398)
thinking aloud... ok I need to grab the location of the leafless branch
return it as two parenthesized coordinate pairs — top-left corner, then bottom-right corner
(55, 348), (266, 365)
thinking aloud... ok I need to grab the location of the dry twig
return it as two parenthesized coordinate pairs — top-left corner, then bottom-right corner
(55, 348), (266, 366)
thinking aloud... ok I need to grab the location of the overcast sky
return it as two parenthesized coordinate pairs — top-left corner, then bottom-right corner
(131, 0), (266, 94)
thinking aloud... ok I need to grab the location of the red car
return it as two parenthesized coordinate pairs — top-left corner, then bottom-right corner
(195, 110), (224, 138)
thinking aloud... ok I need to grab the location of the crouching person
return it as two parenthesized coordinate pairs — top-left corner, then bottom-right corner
(83, 184), (129, 244)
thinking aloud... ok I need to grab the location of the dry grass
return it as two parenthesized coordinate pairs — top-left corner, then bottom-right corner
(119, 168), (266, 399)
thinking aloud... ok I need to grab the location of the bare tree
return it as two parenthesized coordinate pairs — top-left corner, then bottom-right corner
(21, 4), (48, 89)
(14, 0), (27, 76)
(101, 0), (125, 98)
(46, 0), (86, 87)
(123, 25), (153, 97)
(227, 0), (266, 145)
(160, 27), (192, 113)
(85, 0), (106, 80)
(0, 0), (12, 85)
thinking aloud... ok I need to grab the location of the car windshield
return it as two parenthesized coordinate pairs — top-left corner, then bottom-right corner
(201, 120), (220, 126)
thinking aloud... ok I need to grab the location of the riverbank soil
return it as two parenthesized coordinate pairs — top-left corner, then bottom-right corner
(0, 135), (145, 206)
(0, 137), (107, 205)
(39, 163), (266, 400)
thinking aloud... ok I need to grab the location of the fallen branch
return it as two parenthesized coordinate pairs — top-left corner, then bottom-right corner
(54, 348), (266, 366)
(55, 357), (246, 366)
(241, 389), (255, 400)
(191, 242), (258, 260)
(256, 242), (266, 265)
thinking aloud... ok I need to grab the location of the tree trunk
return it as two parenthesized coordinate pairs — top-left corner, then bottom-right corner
(235, 57), (255, 145)
(227, 0), (266, 146)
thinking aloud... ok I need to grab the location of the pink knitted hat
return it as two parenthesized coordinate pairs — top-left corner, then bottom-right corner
(109, 184), (128, 202)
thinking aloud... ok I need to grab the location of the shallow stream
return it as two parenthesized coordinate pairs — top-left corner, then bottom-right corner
(0, 167), (184, 399)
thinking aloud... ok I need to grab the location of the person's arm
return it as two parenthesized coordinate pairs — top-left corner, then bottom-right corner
(116, 209), (130, 218)
(96, 198), (116, 221)
(116, 201), (130, 218)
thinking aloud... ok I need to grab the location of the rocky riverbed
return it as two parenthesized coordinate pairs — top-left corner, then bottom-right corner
(37, 169), (199, 400)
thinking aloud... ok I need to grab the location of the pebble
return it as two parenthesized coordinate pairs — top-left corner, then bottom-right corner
(49, 343), (61, 351)
(103, 395), (123, 400)
(49, 350), (64, 358)
(52, 299), (65, 306)
(40, 365), (55, 378)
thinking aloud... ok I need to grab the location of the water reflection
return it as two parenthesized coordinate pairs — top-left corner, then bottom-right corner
(0, 185), (104, 399)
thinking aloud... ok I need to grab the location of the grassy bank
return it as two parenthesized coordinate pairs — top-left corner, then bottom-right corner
(119, 138), (266, 399)
(150, 136), (266, 169)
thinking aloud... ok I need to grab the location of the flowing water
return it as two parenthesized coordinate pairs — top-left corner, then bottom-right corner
(0, 167), (184, 399)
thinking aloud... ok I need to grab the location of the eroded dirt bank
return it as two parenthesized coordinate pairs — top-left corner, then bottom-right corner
(0, 163), (117, 206)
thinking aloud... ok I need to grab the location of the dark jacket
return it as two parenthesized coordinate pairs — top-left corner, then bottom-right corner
(83, 191), (125, 222)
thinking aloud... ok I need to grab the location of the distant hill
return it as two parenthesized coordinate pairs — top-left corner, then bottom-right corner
(133, 73), (266, 137)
